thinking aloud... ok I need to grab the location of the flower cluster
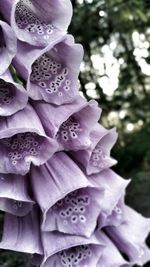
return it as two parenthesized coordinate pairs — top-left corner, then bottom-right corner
(0, 1), (149, 267)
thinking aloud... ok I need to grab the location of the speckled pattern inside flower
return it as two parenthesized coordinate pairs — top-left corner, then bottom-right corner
(15, 0), (55, 45)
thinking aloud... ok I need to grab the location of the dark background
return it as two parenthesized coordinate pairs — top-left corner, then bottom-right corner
(0, 0), (150, 266)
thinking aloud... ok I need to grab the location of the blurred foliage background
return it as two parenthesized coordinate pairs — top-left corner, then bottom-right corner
(0, 0), (150, 266)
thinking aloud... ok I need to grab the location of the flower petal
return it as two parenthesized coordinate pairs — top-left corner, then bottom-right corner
(105, 206), (150, 265)
(98, 197), (126, 228)
(41, 231), (105, 267)
(13, 35), (83, 105)
(0, 20), (17, 75)
(0, 208), (43, 254)
(70, 124), (118, 175)
(0, 0), (13, 22)
(0, 173), (34, 216)
(0, 70), (28, 116)
(88, 169), (130, 216)
(43, 187), (105, 237)
(96, 231), (131, 267)
(30, 152), (90, 224)
(34, 97), (101, 150)
(0, 104), (58, 174)
(10, 0), (72, 47)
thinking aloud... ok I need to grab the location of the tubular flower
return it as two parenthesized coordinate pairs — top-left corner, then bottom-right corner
(98, 197), (126, 228)
(0, 70), (28, 116)
(88, 169), (130, 218)
(0, 104), (58, 174)
(0, 0), (149, 266)
(40, 231), (105, 267)
(13, 0), (72, 47)
(105, 206), (150, 266)
(13, 35), (83, 104)
(0, 20), (17, 75)
(0, 0), (72, 47)
(33, 97), (101, 151)
(30, 152), (90, 230)
(43, 187), (104, 237)
(30, 156), (129, 238)
(70, 124), (118, 175)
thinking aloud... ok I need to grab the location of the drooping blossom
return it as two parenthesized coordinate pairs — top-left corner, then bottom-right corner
(98, 196), (126, 228)
(88, 169), (130, 220)
(44, 187), (103, 237)
(0, 172), (34, 216)
(0, 104), (58, 174)
(13, 35), (83, 104)
(27, 230), (130, 267)
(30, 152), (90, 230)
(39, 230), (105, 267)
(0, 70), (28, 116)
(33, 97), (101, 151)
(105, 206), (150, 266)
(0, 0), (72, 47)
(70, 123), (118, 174)
(0, 20), (17, 75)
(30, 154), (129, 238)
